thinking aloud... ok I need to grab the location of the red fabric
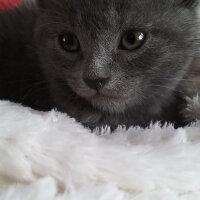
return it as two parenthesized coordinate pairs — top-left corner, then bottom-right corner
(0, 0), (20, 9)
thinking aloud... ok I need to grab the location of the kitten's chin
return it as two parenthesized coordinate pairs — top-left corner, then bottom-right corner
(87, 94), (129, 113)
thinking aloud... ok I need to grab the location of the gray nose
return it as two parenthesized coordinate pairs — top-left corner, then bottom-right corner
(84, 77), (110, 91)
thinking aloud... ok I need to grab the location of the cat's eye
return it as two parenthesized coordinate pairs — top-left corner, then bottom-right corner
(119, 31), (146, 51)
(59, 33), (80, 52)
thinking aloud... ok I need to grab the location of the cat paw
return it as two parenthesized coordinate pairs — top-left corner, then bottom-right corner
(182, 94), (200, 122)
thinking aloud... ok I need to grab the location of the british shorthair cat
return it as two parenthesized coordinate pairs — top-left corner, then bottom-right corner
(0, 0), (199, 130)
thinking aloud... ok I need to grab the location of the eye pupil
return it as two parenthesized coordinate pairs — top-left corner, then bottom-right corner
(63, 35), (74, 46)
(59, 33), (80, 52)
(126, 33), (136, 45)
(120, 31), (146, 51)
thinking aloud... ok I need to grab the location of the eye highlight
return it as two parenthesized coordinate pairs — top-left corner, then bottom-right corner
(119, 31), (146, 51)
(59, 33), (80, 52)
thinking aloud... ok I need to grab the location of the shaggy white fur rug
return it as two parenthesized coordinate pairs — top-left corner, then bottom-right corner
(0, 97), (200, 200)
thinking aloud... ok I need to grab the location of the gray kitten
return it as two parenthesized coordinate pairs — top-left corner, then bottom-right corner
(0, 0), (199, 130)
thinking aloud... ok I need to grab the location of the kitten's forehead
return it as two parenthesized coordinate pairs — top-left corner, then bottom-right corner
(65, 0), (170, 18)
(44, 0), (197, 23)
(59, 0), (172, 32)
(40, 0), (197, 45)
(66, 0), (169, 10)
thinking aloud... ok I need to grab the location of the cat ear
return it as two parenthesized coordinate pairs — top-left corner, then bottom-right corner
(177, 0), (199, 8)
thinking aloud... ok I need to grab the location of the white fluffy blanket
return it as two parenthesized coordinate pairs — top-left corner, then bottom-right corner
(0, 97), (200, 200)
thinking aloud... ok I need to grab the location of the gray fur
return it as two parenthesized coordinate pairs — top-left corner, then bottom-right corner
(0, 0), (200, 130)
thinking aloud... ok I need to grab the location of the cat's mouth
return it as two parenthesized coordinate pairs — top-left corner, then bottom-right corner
(93, 92), (119, 99)
(87, 92), (127, 113)
(70, 80), (129, 112)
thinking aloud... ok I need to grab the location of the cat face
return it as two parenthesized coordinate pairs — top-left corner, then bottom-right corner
(35, 0), (199, 113)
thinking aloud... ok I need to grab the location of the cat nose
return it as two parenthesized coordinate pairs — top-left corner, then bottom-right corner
(84, 77), (110, 91)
